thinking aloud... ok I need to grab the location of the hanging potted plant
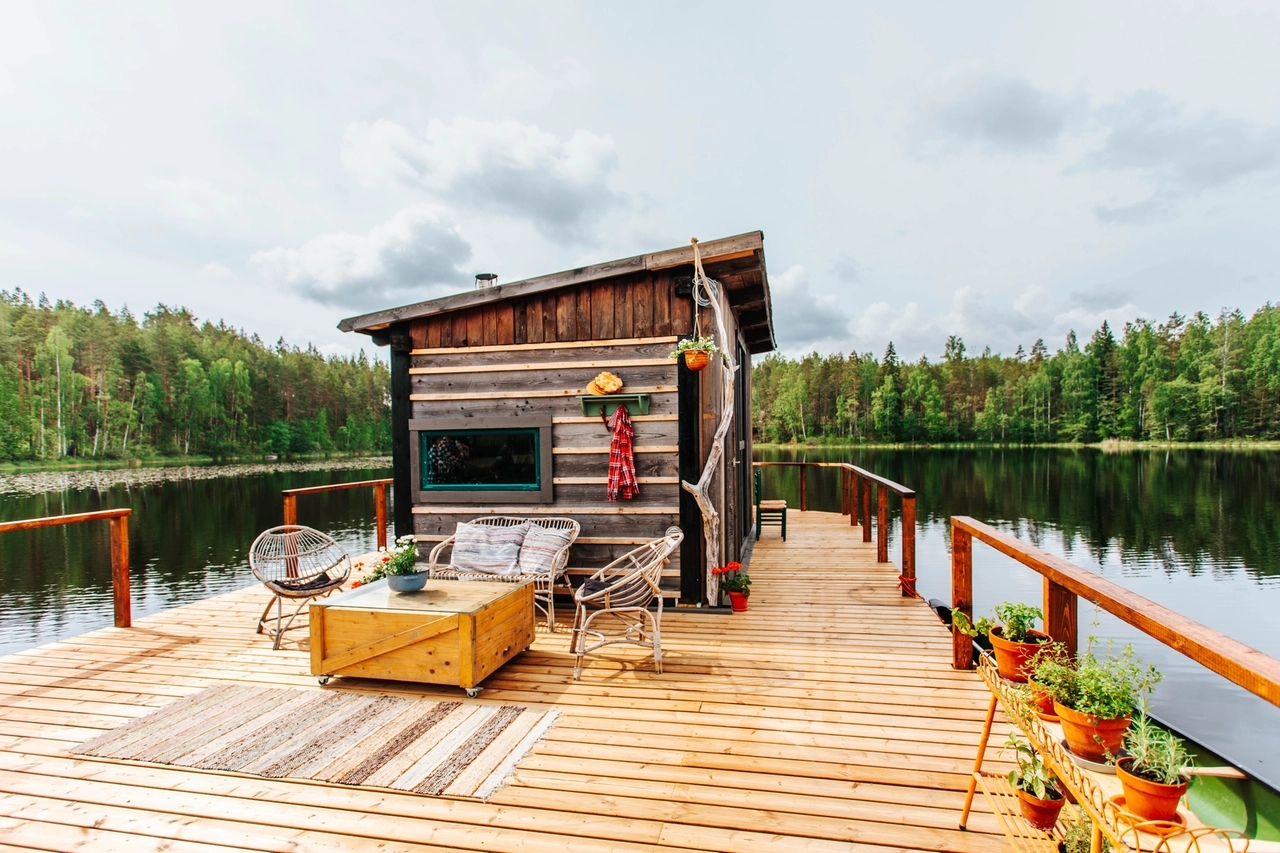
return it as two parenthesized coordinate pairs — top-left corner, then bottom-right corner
(365, 536), (425, 593)
(1115, 707), (1192, 823)
(669, 336), (726, 372)
(1002, 732), (1066, 831)
(953, 601), (1051, 682)
(1031, 638), (1161, 763)
(714, 562), (751, 611)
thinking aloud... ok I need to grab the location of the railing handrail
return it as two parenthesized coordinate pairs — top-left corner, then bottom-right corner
(281, 477), (393, 498)
(0, 509), (132, 628)
(752, 461), (914, 497)
(950, 515), (1280, 709)
(0, 508), (131, 534)
(753, 461), (917, 596)
(282, 478), (392, 550)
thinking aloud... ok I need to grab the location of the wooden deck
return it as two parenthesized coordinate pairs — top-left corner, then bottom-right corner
(0, 511), (1013, 853)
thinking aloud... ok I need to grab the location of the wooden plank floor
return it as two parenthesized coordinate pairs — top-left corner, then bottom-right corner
(0, 511), (1012, 852)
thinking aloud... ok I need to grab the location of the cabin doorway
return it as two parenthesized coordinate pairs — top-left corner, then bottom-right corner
(735, 342), (751, 553)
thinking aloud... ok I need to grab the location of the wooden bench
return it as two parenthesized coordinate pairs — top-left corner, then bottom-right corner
(754, 468), (787, 541)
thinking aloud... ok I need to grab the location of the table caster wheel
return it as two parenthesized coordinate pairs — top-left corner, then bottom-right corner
(317, 675), (331, 686)
(465, 687), (481, 699)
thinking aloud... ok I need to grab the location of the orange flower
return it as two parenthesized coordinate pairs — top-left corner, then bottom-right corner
(350, 580), (363, 589)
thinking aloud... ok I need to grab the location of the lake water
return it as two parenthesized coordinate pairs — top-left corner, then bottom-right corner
(0, 460), (392, 658)
(757, 446), (1280, 792)
(3, 449), (1277, 793)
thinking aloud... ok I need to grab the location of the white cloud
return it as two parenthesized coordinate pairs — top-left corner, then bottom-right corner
(770, 265), (854, 354)
(341, 117), (626, 244)
(249, 205), (472, 310)
(200, 262), (233, 279)
(144, 176), (246, 226)
(909, 73), (1083, 155)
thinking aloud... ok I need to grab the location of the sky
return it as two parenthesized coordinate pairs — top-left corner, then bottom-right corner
(2, 1), (1278, 362)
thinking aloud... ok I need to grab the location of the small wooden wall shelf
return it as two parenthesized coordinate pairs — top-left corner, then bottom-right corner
(578, 393), (650, 418)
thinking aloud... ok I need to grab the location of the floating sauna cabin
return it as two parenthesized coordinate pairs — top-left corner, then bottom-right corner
(338, 232), (775, 604)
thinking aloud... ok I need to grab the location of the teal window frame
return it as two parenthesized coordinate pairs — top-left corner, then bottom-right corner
(418, 427), (541, 492)
(408, 415), (554, 505)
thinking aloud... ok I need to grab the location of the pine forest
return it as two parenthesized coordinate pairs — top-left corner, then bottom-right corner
(752, 306), (1280, 444)
(0, 290), (391, 462)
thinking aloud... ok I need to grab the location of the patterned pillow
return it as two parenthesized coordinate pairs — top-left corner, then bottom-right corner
(451, 522), (530, 575)
(518, 524), (575, 575)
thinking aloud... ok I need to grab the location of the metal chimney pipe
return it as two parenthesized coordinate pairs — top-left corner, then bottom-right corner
(475, 273), (497, 289)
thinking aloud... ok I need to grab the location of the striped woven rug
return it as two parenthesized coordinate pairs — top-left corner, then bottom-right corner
(72, 683), (558, 800)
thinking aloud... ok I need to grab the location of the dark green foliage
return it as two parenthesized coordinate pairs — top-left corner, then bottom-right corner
(753, 306), (1280, 443)
(0, 289), (391, 461)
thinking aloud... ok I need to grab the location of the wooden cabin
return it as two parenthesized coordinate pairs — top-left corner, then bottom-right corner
(338, 232), (775, 604)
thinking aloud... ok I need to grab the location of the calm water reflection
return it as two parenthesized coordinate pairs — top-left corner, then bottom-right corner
(0, 465), (392, 657)
(757, 446), (1280, 789)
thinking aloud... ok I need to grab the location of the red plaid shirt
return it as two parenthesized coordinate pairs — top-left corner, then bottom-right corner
(607, 404), (639, 501)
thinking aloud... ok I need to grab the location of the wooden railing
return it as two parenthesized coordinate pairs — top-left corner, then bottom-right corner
(753, 462), (917, 596)
(0, 509), (132, 628)
(950, 516), (1280, 708)
(282, 478), (393, 550)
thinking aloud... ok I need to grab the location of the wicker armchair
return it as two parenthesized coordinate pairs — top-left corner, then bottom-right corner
(569, 526), (683, 680)
(429, 516), (581, 631)
(249, 526), (351, 649)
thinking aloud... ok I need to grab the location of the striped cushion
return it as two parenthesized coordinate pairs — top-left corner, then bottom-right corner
(451, 522), (530, 576)
(517, 524), (574, 575)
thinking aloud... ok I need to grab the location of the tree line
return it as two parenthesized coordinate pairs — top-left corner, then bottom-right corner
(0, 290), (391, 462)
(752, 306), (1280, 444)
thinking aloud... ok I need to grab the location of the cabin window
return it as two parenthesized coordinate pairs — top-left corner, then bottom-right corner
(408, 415), (553, 504)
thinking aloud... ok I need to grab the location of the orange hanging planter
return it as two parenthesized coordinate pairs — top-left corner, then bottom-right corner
(684, 349), (710, 371)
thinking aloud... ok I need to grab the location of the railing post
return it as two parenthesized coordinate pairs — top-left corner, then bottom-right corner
(876, 486), (889, 563)
(799, 466), (808, 512)
(952, 522), (973, 670)
(374, 483), (388, 551)
(861, 477), (871, 542)
(841, 468), (849, 516)
(109, 514), (130, 628)
(901, 495), (916, 597)
(283, 494), (297, 527)
(1045, 578), (1078, 658)
(850, 472), (858, 527)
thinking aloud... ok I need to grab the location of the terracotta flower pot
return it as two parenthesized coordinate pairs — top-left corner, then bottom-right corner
(1016, 788), (1065, 831)
(1054, 701), (1130, 763)
(1116, 758), (1188, 823)
(727, 591), (749, 612)
(684, 349), (710, 371)
(989, 626), (1050, 683)
(1027, 680), (1057, 718)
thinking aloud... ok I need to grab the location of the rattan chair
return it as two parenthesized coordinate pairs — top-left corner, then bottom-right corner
(569, 526), (683, 680)
(250, 526), (351, 649)
(429, 516), (581, 631)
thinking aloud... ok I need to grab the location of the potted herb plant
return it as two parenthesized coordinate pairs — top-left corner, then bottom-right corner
(669, 336), (726, 372)
(1032, 638), (1162, 763)
(1058, 814), (1110, 853)
(714, 562), (751, 611)
(366, 536), (425, 593)
(1002, 732), (1066, 831)
(1115, 707), (1192, 822)
(953, 601), (1051, 682)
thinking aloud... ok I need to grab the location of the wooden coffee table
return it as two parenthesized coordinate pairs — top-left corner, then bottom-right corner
(309, 578), (535, 696)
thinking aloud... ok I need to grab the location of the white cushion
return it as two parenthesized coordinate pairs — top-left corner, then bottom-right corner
(451, 522), (529, 575)
(518, 524), (575, 575)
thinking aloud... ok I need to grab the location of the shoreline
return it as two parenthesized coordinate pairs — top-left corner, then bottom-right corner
(0, 451), (391, 475)
(755, 439), (1280, 451)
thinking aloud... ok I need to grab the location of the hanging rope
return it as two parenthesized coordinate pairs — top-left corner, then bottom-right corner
(682, 238), (737, 605)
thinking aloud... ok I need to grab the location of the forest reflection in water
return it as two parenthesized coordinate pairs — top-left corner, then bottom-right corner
(0, 463), (392, 658)
(756, 445), (1280, 790)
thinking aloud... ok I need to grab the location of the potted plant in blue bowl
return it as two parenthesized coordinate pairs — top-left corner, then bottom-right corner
(367, 536), (426, 592)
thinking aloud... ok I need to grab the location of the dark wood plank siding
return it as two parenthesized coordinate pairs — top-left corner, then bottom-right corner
(404, 273), (695, 595)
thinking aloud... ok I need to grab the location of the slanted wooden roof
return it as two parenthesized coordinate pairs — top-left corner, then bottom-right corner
(338, 231), (776, 354)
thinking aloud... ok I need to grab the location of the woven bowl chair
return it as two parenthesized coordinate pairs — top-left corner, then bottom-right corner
(250, 525), (351, 650)
(429, 516), (581, 632)
(569, 526), (683, 680)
